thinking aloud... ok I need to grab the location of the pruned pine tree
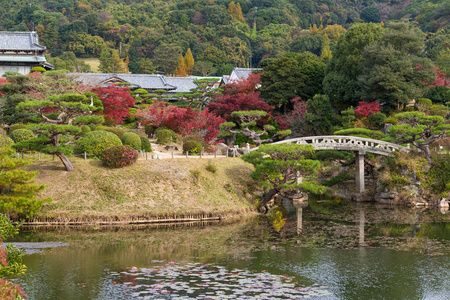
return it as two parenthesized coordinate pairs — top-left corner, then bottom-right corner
(14, 94), (104, 172)
(220, 110), (291, 146)
(242, 144), (324, 209)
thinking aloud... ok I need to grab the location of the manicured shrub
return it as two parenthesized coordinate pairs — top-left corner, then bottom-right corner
(30, 66), (46, 73)
(370, 130), (385, 140)
(75, 130), (122, 157)
(0, 128), (7, 136)
(96, 126), (127, 138)
(156, 128), (177, 145)
(311, 150), (353, 162)
(101, 145), (138, 168)
(334, 128), (373, 136)
(9, 129), (34, 143)
(416, 98), (432, 107)
(0, 136), (14, 148)
(368, 112), (386, 129)
(384, 117), (398, 125)
(81, 125), (91, 133)
(88, 124), (97, 131)
(183, 134), (210, 151)
(333, 128), (385, 140)
(140, 136), (152, 152)
(183, 140), (202, 154)
(8, 124), (26, 134)
(121, 132), (142, 150)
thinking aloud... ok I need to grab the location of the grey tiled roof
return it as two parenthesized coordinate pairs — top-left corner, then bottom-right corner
(229, 68), (262, 81)
(69, 73), (177, 90)
(0, 31), (46, 51)
(164, 77), (198, 93)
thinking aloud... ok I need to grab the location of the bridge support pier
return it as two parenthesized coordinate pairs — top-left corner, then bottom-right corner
(355, 151), (365, 193)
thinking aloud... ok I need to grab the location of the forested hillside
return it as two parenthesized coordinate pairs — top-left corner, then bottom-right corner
(0, 0), (448, 76)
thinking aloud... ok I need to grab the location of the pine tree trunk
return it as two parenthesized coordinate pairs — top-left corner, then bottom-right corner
(56, 153), (74, 172)
(260, 188), (279, 205)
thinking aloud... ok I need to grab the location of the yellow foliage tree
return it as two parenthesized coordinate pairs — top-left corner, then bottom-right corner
(228, 1), (245, 22)
(174, 53), (187, 77)
(184, 48), (195, 75)
(310, 24), (319, 35)
(320, 34), (332, 61)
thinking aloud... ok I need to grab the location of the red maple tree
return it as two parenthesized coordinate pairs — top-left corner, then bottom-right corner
(93, 85), (136, 124)
(136, 101), (225, 143)
(222, 72), (262, 95)
(428, 67), (450, 88)
(275, 97), (308, 130)
(210, 91), (272, 120)
(354, 101), (381, 117)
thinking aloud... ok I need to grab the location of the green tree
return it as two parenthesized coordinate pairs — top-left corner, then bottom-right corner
(389, 112), (450, 164)
(358, 22), (435, 111)
(323, 23), (384, 109)
(99, 49), (128, 73)
(0, 214), (27, 299)
(259, 52), (326, 111)
(138, 58), (156, 74)
(220, 111), (291, 146)
(174, 78), (221, 109)
(241, 144), (325, 207)
(293, 94), (339, 136)
(0, 145), (50, 219)
(14, 92), (104, 172)
(361, 6), (381, 23)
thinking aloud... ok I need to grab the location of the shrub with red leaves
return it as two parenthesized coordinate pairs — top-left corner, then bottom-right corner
(136, 101), (225, 144)
(93, 85), (136, 124)
(354, 101), (381, 117)
(210, 92), (272, 120)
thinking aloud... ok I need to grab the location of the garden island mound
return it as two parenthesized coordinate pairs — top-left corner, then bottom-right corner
(25, 157), (257, 225)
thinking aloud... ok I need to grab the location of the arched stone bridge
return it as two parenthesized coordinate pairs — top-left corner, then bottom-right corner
(251, 136), (409, 193)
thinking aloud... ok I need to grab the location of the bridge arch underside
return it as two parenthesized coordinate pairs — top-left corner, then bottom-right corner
(268, 136), (410, 194)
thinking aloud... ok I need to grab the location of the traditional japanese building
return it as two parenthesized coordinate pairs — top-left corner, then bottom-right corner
(0, 31), (53, 76)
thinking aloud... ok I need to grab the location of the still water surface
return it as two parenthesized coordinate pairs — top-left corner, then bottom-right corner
(10, 201), (450, 300)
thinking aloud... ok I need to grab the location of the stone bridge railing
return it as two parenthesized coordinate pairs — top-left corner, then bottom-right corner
(250, 136), (409, 193)
(252, 136), (409, 156)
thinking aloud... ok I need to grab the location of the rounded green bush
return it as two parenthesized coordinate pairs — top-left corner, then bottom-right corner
(81, 125), (91, 133)
(30, 66), (46, 73)
(101, 145), (138, 169)
(96, 126), (127, 138)
(183, 140), (202, 154)
(121, 132), (142, 150)
(183, 134), (210, 151)
(0, 135), (14, 148)
(333, 128), (373, 136)
(8, 123), (27, 134)
(0, 127), (7, 136)
(140, 136), (152, 152)
(368, 112), (386, 129)
(88, 124), (97, 131)
(75, 130), (122, 157)
(10, 128), (34, 142)
(156, 128), (177, 145)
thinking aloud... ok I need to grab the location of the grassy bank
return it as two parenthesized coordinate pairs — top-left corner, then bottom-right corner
(25, 157), (257, 224)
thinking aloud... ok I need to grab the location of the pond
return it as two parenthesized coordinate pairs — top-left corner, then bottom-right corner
(8, 200), (450, 300)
